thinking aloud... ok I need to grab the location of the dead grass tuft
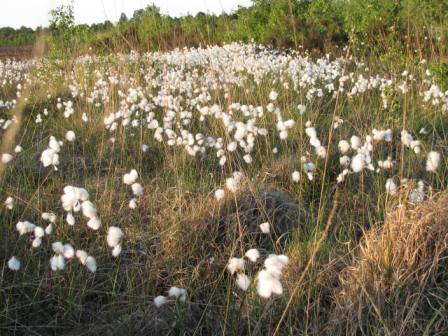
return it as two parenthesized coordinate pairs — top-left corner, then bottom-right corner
(331, 191), (448, 335)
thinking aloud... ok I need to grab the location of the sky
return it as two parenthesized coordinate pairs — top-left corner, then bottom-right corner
(0, 0), (253, 29)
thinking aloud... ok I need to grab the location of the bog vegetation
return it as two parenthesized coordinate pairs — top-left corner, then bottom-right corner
(1, 1), (448, 335)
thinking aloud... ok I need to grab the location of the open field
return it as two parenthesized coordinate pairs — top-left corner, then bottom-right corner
(1, 41), (447, 335)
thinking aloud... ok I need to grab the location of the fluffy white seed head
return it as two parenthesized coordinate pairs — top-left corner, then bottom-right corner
(81, 201), (97, 219)
(256, 269), (283, 298)
(269, 90), (278, 101)
(112, 244), (122, 257)
(32, 237), (42, 248)
(85, 256), (97, 273)
(131, 183), (144, 196)
(34, 226), (45, 238)
(259, 222), (270, 234)
(227, 257), (245, 275)
(264, 254), (289, 278)
(76, 250), (88, 265)
(42, 212), (57, 223)
(291, 171), (301, 182)
(129, 198), (137, 209)
(1, 153), (13, 164)
(123, 169), (138, 185)
(426, 151), (441, 172)
(350, 136), (361, 150)
(45, 224), (53, 235)
(236, 273), (251, 291)
(214, 188), (225, 201)
(66, 212), (75, 226)
(52, 241), (64, 254)
(63, 244), (75, 259)
(245, 248), (260, 262)
(16, 221), (35, 235)
(65, 130), (76, 142)
(4, 196), (14, 210)
(168, 287), (187, 301)
(338, 140), (350, 154)
(8, 256), (21, 271)
(50, 254), (65, 271)
(154, 295), (167, 308)
(87, 217), (101, 230)
(385, 178), (398, 196)
(107, 226), (124, 247)
(351, 154), (365, 173)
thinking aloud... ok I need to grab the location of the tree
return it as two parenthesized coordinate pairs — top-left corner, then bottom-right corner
(119, 13), (128, 24)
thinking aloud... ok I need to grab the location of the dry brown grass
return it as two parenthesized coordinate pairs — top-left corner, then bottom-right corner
(331, 190), (448, 335)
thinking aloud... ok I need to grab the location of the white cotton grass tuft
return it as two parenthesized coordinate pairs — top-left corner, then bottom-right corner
(225, 171), (244, 193)
(129, 198), (137, 209)
(107, 226), (124, 256)
(214, 188), (225, 201)
(256, 254), (289, 298)
(112, 244), (122, 257)
(131, 183), (144, 196)
(350, 154), (365, 173)
(52, 241), (64, 254)
(338, 140), (350, 154)
(350, 136), (361, 150)
(76, 250), (89, 265)
(8, 256), (21, 271)
(66, 212), (75, 225)
(123, 169), (138, 185)
(16, 221), (36, 235)
(87, 217), (101, 230)
(45, 224), (53, 235)
(4, 196), (14, 210)
(227, 257), (245, 275)
(34, 226), (45, 238)
(85, 256), (97, 273)
(168, 287), (187, 301)
(32, 237), (42, 248)
(236, 273), (251, 291)
(65, 130), (76, 142)
(154, 295), (167, 308)
(291, 171), (301, 182)
(63, 244), (75, 259)
(81, 201), (97, 218)
(14, 145), (23, 153)
(256, 269), (283, 298)
(259, 222), (270, 234)
(244, 248), (260, 262)
(50, 254), (65, 271)
(107, 227), (124, 247)
(1, 153), (13, 164)
(426, 151), (441, 172)
(42, 212), (57, 223)
(316, 146), (327, 158)
(61, 186), (90, 212)
(385, 178), (398, 196)
(40, 136), (62, 170)
(264, 254), (289, 277)
(269, 90), (278, 101)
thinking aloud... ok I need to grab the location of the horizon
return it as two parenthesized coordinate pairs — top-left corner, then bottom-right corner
(0, 0), (252, 29)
